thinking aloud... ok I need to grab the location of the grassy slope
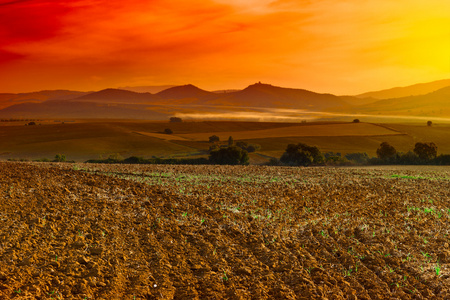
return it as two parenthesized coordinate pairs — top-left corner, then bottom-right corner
(0, 122), (197, 161)
(174, 122), (399, 141)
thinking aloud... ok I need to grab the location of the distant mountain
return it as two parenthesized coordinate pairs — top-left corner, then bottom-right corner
(338, 95), (377, 106)
(0, 80), (448, 120)
(206, 83), (347, 110)
(0, 90), (88, 109)
(118, 85), (176, 93)
(0, 100), (168, 120)
(351, 86), (450, 117)
(355, 79), (450, 99)
(156, 84), (217, 103)
(73, 88), (160, 104)
(212, 89), (240, 94)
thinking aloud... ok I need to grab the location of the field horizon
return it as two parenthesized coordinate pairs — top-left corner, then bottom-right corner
(0, 119), (448, 164)
(1, 79), (449, 123)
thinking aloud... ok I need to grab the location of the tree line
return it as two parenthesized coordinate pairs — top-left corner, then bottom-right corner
(273, 141), (450, 166)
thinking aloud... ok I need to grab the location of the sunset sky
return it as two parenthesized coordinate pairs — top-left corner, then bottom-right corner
(1, 0), (449, 94)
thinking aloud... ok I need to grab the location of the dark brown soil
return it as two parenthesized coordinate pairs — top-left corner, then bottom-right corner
(0, 162), (449, 299)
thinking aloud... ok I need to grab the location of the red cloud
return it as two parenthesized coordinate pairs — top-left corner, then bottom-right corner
(0, 0), (72, 45)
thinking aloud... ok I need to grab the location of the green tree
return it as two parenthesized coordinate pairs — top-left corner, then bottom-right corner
(376, 142), (396, 160)
(414, 142), (437, 160)
(427, 121), (432, 127)
(209, 146), (249, 165)
(280, 143), (323, 166)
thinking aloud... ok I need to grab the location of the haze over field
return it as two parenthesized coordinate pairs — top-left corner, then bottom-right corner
(0, 80), (449, 122)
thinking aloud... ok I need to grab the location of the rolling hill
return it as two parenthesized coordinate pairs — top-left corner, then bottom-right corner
(156, 84), (217, 103)
(351, 86), (450, 117)
(0, 90), (89, 109)
(118, 85), (176, 93)
(73, 88), (160, 104)
(0, 80), (448, 120)
(355, 79), (450, 99)
(0, 100), (168, 120)
(205, 83), (348, 109)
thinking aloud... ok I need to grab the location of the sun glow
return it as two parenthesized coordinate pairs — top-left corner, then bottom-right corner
(0, 0), (448, 93)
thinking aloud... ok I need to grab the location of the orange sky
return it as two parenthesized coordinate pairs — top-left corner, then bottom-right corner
(0, 0), (449, 94)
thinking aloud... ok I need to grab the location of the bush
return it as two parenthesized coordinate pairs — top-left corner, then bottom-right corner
(433, 154), (450, 165)
(209, 146), (249, 165)
(164, 128), (173, 134)
(87, 156), (209, 165)
(280, 143), (323, 166)
(35, 158), (51, 162)
(170, 117), (182, 123)
(209, 135), (220, 143)
(427, 121), (432, 127)
(353, 119), (360, 123)
(345, 152), (369, 164)
(54, 154), (66, 162)
(124, 156), (145, 164)
(396, 151), (420, 165)
(267, 158), (282, 166)
(209, 144), (220, 152)
(235, 141), (261, 152)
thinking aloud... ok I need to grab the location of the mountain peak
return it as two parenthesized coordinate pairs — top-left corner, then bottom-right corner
(156, 84), (215, 100)
(73, 88), (158, 103)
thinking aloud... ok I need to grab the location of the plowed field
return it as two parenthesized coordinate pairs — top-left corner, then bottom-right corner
(0, 162), (449, 299)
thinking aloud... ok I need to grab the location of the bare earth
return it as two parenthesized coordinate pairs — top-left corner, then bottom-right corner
(0, 162), (449, 299)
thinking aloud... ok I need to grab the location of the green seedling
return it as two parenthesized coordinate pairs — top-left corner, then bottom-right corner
(435, 263), (441, 276)
(182, 212), (188, 218)
(223, 271), (228, 281)
(343, 268), (352, 277)
(201, 218), (206, 224)
(423, 208), (434, 214)
(402, 253), (412, 263)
